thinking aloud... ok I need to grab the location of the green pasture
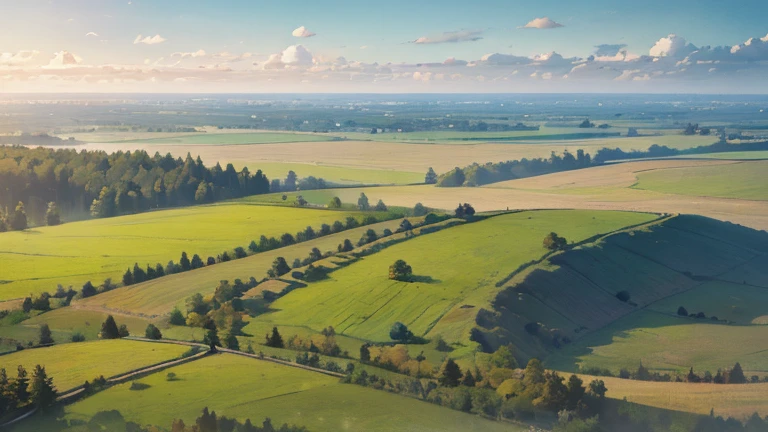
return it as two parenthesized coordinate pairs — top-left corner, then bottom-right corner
(13, 354), (521, 432)
(633, 161), (768, 200)
(0, 339), (187, 391)
(245, 210), (656, 348)
(546, 310), (768, 376)
(74, 217), (415, 317)
(648, 281), (768, 325)
(0, 204), (380, 301)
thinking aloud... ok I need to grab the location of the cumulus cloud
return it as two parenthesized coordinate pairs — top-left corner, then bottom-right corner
(413, 30), (483, 44)
(281, 45), (313, 65)
(649, 34), (696, 57)
(0, 50), (40, 66)
(133, 34), (166, 45)
(44, 51), (83, 68)
(443, 57), (468, 66)
(730, 33), (768, 60)
(292, 26), (316, 38)
(479, 52), (531, 66)
(521, 17), (563, 29)
(171, 50), (206, 59)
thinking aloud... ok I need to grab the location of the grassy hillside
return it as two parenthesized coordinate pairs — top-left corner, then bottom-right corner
(634, 160), (768, 200)
(72, 217), (415, 317)
(0, 204), (385, 301)
(244, 211), (656, 352)
(12, 354), (523, 432)
(0, 340), (187, 391)
(480, 214), (768, 370)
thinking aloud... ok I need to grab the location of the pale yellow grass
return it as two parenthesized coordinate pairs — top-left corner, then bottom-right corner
(578, 374), (768, 419)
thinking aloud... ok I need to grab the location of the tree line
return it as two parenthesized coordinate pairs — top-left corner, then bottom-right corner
(0, 363), (57, 417)
(0, 145), (271, 226)
(436, 149), (593, 187)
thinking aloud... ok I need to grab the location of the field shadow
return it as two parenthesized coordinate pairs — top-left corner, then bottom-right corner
(410, 275), (441, 284)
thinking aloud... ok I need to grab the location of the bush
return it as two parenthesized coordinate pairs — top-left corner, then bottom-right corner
(616, 291), (631, 302)
(145, 324), (162, 340)
(543, 232), (568, 250)
(389, 259), (413, 281)
(71, 332), (86, 342)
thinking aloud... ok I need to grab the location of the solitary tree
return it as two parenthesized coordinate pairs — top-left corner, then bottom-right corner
(224, 332), (240, 350)
(543, 232), (568, 251)
(729, 362), (747, 384)
(439, 359), (463, 387)
(359, 344), (371, 363)
(265, 327), (284, 348)
(328, 197), (342, 209)
(100, 315), (120, 339)
(677, 306), (689, 316)
(357, 193), (370, 211)
(169, 307), (186, 325)
(39, 324), (54, 345)
(118, 324), (130, 338)
(389, 322), (414, 342)
(389, 260), (413, 281)
(9, 201), (27, 231)
(270, 257), (291, 277)
(145, 324), (162, 340)
(425, 167), (438, 184)
(454, 203), (475, 219)
(374, 199), (388, 211)
(45, 202), (61, 226)
(413, 203), (428, 217)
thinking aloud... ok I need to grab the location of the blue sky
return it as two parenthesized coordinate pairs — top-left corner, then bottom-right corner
(1, 0), (767, 92)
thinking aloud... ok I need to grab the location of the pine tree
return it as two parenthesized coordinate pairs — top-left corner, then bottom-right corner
(266, 327), (284, 348)
(169, 307), (185, 325)
(13, 365), (30, 405)
(38, 324), (54, 345)
(180, 252), (191, 271)
(9, 201), (28, 231)
(122, 268), (134, 286)
(461, 370), (476, 387)
(45, 202), (61, 226)
(439, 359), (463, 387)
(30, 365), (56, 411)
(728, 362), (747, 384)
(100, 315), (120, 339)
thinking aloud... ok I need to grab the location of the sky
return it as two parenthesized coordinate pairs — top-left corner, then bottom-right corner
(1, 0), (767, 93)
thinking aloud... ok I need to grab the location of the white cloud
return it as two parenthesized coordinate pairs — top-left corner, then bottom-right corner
(133, 34), (166, 45)
(649, 34), (695, 57)
(85, 32), (99, 37)
(44, 51), (83, 69)
(171, 50), (207, 59)
(0, 50), (40, 66)
(413, 30), (483, 44)
(521, 17), (564, 29)
(443, 57), (468, 66)
(281, 45), (313, 66)
(594, 44), (627, 57)
(730, 33), (768, 60)
(479, 52), (530, 66)
(292, 26), (316, 38)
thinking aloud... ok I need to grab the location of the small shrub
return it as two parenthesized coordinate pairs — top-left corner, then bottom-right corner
(129, 381), (151, 391)
(71, 332), (86, 342)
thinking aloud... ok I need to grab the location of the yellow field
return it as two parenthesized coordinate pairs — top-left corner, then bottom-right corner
(579, 374), (768, 420)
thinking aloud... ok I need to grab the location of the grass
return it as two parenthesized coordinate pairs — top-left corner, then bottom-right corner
(73, 217), (415, 317)
(546, 310), (768, 377)
(648, 281), (768, 325)
(119, 132), (334, 145)
(578, 373), (768, 420)
(0, 339), (187, 391)
(669, 151), (768, 160)
(13, 354), (523, 432)
(633, 160), (768, 200)
(245, 210), (656, 350)
(0, 308), (154, 348)
(0, 204), (381, 301)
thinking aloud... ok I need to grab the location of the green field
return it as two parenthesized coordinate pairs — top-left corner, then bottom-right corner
(232, 161), (423, 186)
(73, 217), (416, 317)
(547, 310), (768, 376)
(0, 308), (154, 347)
(0, 339), (187, 391)
(634, 161), (768, 200)
(0, 204), (382, 301)
(12, 354), (522, 432)
(244, 211), (656, 351)
(119, 132), (334, 145)
(648, 281), (768, 325)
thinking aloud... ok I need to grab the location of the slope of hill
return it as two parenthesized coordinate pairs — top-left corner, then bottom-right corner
(477, 214), (768, 367)
(0, 204), (391, 301)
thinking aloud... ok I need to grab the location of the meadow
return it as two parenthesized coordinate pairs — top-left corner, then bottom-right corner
(547, 310), (768, 376)
(73, 217), (416, 317)
(12, 354), (523, 432)
(245, 210), (656, 348)
(118, 132), (334, 145)
(633, 160), (768, 200)
(580, 373), (768, 420)
(0, 339), (187, 391)
(0, 204), (383, 301)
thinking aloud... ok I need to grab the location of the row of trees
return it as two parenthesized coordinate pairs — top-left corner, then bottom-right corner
(0, 146), (272, 223)
(0, 364), (57, 415)
(171, 406), (308, 432)
(436, 150), (594, 187)
(0, 201), (61, 232)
